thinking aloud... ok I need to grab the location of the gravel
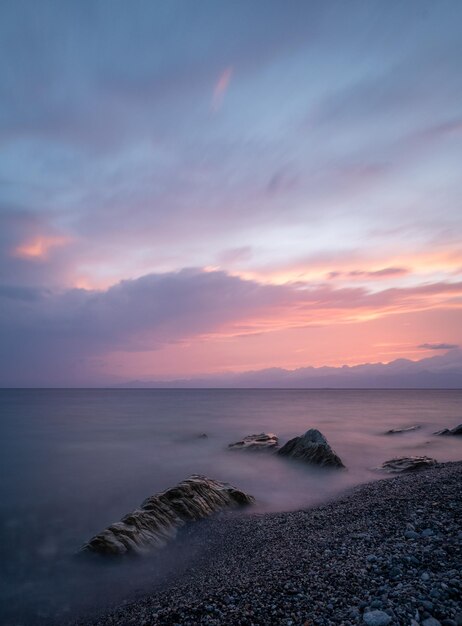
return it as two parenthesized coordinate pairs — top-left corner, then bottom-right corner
(75, 461), (462, 626)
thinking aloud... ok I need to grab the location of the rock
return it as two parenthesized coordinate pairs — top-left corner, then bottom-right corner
(422, 618), (442, 626)
(404, 530), (420, 539)
(378, 456), (437, 473)
(434, 424), (462, 436)
(228, 432), (279, 450)
(81, 475), (254, 556)
(197, 433), (208, 439)
(385, 425), (421, 434)
(277, 429), (345, 468)
(363, 609), (392, 625)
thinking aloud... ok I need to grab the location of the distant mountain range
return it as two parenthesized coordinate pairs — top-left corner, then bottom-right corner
(117, 349), (462, 389)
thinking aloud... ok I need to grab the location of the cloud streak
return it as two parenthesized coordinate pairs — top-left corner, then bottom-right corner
(212, 66), (233, 111)
(418, 342), (459, 351)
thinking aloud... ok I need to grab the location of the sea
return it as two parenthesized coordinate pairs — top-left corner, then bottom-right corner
(0, 388), (461, 625)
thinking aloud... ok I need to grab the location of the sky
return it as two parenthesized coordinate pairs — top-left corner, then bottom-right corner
(1, 0), (462, 386)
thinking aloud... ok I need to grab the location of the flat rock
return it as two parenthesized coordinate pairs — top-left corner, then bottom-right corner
(81, 475), (254, 556)
(228, 432), (279, 450)
(385, 425), (421, 434)
(378, 456), (437, 473)
(277, 428), (345, 468)
(434, 423), (462, 436)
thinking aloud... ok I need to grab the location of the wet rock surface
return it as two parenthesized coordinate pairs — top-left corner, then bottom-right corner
(385, 425), (421, 434)
(81, 475), (254, 556)
(75, 461), (462, 626)
(228, 432), (279, 451)
(378, 456), (437, 473)
(434, 424), (462, 436)
(277, 428), (345, 468)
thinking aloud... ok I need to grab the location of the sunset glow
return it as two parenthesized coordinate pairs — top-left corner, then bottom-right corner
(0, 1), (461, 386)
(13, 235), (69, 260)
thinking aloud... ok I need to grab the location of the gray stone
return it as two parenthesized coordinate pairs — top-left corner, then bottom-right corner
(405, 530), (420, 539)
(422, 618), (442, 626)
(277, 429), (345, 468)
(434, 424), (462, 436)
(81, 475), (254, 556)
(228, 432), (279, 450)
(363, 609), (392, 626)
(385, 425), (421, 434)
(378, 456), (437, 473)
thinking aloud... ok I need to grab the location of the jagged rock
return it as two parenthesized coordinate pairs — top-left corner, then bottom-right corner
(385, 425), (421, 434)
(277, 429), (345, 468)
(228, 432), (279, 450)
(378, 456), (437, 473)
(81, 475), (254, 556)
(434, 423), (462, 436)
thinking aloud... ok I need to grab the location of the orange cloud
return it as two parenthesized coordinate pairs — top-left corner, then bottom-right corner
(233, 247), (462, 286)
(13, 235), (70, 260)
(212, 66), (233, 111)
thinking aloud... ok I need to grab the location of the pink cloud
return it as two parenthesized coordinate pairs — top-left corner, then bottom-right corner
(2, 267), (462, 385)
(212, 66), (233, 111)
(327, 267), (409, 280)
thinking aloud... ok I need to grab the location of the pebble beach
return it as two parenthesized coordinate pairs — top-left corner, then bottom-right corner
(76, 461), (462, 626)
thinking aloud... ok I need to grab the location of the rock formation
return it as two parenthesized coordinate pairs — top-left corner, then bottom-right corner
(385, 425), (421, 434)
(434, 423), (462, 436)
(228, 432), (279, 451)
(81, 475), (254, 556)
(277, 429), (345, 468)
(378, 456), (437, 473)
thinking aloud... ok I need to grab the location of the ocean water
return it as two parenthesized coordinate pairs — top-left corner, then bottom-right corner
(0, 388), (461, 624)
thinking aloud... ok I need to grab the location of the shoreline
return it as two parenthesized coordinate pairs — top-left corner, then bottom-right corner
(75, 461), (462, 626)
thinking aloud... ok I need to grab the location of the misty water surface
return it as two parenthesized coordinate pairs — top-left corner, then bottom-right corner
(0, 388), (461, 624)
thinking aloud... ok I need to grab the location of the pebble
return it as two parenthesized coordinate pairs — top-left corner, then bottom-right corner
(422, 618), (442, 626)
(363, 610), (392, 625)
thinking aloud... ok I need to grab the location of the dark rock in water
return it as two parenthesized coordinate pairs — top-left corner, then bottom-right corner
(378, 456), (437, 473)
(197, 433), (208, 439)
(434, 423), (462, 436)
(81, 475), (254, 556)
(228, 432), (279, 451)
(277, 429), (345, 468)
(385, 425), (421, 434)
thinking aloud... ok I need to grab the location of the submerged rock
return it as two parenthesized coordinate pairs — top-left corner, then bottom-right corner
(81, 475), (254, 556)
(378, 456), (437, 473)
(434, 423), (462, 436)
(277, 429), (345, 468)
(228, 432), (279, 451)
(385, 425), (421, 434)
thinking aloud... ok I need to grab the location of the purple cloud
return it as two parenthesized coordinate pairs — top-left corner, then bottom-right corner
(418, 342), (459, 351)
(1, 268), (461, 385)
